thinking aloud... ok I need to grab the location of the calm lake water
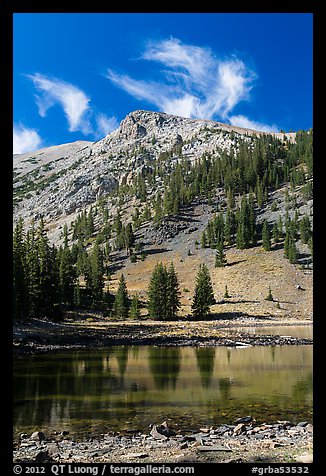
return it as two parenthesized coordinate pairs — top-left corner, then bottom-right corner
(13, 343), (313, 439)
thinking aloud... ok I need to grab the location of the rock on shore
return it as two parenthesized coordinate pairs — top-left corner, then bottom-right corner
(13, 419), (313, 464)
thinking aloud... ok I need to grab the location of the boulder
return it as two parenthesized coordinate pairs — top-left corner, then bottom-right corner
(234, 416), (253, 424)
(233, 423), (246, 435)
(30, 431), (46, 442)
(150, 425), (168, 440)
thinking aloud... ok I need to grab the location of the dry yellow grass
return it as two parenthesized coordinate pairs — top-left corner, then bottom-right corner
(109, 243), (312, 321)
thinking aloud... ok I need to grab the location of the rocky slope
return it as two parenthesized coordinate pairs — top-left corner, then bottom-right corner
(13, 110), (312, 320)
(13, 109), (296, 242)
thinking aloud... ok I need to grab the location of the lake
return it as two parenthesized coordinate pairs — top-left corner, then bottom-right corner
(13, 342), (313, 439)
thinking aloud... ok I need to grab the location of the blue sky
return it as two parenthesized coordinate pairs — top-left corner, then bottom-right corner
(13, 13), (313, 154)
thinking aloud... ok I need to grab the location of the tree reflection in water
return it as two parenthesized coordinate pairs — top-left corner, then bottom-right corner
(195, 347), (216, 388)
(148, 347), (181, 389)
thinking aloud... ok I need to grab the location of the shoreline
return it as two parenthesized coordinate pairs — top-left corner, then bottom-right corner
(13, 317), (313, 463)
(13, 316), (313, 355)
(13, 419), (313, 464)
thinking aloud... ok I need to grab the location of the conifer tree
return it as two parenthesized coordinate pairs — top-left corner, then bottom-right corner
(278, 215), (283, 239)
(284, 228), (290, 259)
(114, 213), (125, 250)
(215, 241), (227, 267)
(224, 285), (230, 298)
(288, 237), (298, 264)
(85, 243), (105, 306)
(262, 219), (271, 251)
(113, 274), (129, 319)
(166, 262), (181, 320)
(201, 230), (207, 249)
(308, 236), (313, 261)
(265, 286), (274, 301)
(58, 245), (76, 304)
(191, 264), (215, 320)
(236, 196), (256, 249)
(73, 281), (81, 307)
(136, 174), (147, 201)
(142, 204), (151, 222)
(62, 223), (69, 248)
(25, 224), (39, 317)
(124, 223), (135, 256)
(132, 207), (140, 230)
(284, 224), (298, 264)
(272, 222), (280, 243)
(248, 193), (257, 246)
(13, 218), (28, 319)
(86, 207), (94, 238)
(36, 218), (59, 316)
(147, 263), (168, 320)
(299, 215), (312, 244)
(153, 194), (163, 223)
(130, 294), (141, 319)
(163, 187), (174, 216)
(236, 221), (246, 250)
(225, 208), (235, 245)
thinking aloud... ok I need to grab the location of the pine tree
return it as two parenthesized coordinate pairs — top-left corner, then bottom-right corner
(272, 222), (280, 243)
(85, 243), (105, 306)
(113, 274), (129, 319)
(86, 207), (94, 238)
(166, 262), (181, 320)
(147, 263), (168, 320)
(129, 294), (141, 319)
(163, 187), (174, 216)
(265, 286), (274, 301)
(154, 194), (163, 223)
(224, 285), (230, 298)
(215, 241), (227, 267)
(262, 219), (271, 251)
(58, 245), (76, 304)
(236, 196), (255, 249)
(284, 223), (298, 264)
(114, 212), (125, 250)
(308, 236), (313, 262)
(124, 223), (135, 256)
(73, 281), (81, 307)
(136, 174), (147, 202)
(288, 236), (298, 264)
(142, 204), (151, 222)
(25, 224), (39, 317)
(191, 264), (215, 320)
(226, 188), (235, 209)
(201, 230), (207, 249)
(299, 215), (312, 244)
(132, 207), (140, 230)
(62, 223), (69, 247)
(277, 215), (283, 239)
(13, 218), (28, 319)
(236, 221), (246, 250)
(256, 177), (264, 208)
(36, 218), (59, 317)
(225, 208), (235, 245)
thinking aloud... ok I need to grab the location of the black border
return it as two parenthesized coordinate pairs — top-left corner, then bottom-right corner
(3, 2), (321, 474)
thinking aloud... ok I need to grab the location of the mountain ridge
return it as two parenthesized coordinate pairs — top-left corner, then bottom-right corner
(13, 109), (303, 245)
(13, 109), (313, 323)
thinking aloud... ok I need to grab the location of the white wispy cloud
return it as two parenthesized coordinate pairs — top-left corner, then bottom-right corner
(95, 113), (119, 138)
(13, 124), (42, 155)
(105, 37), (257, 122)
(26, 73), (92, 135)
(229, 114), (279, 133)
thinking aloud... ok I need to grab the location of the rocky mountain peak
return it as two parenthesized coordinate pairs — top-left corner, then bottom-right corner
(13, 109), (299, 243)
